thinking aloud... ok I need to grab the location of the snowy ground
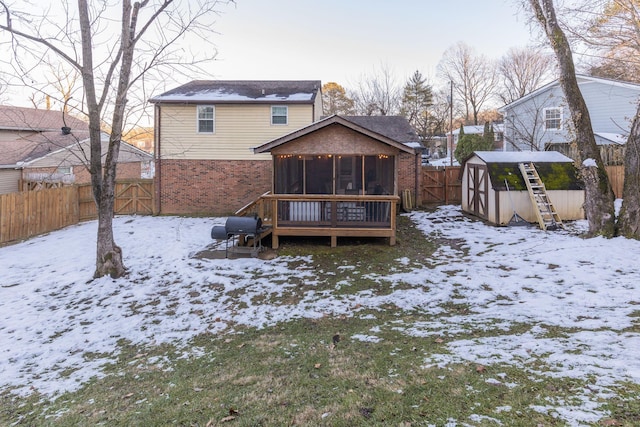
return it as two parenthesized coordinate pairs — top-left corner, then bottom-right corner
(1, 205), (639, 425)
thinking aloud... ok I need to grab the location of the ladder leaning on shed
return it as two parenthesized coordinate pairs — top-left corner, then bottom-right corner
(518, 162), (564, 231)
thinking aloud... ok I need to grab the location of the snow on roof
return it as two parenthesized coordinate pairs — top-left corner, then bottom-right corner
(594, 132), (627, 145)
(149, 80), (321, 103)
(472, 151), (573, 164)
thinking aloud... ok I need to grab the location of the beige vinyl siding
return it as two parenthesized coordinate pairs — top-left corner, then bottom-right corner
(0, 169), (21, 194)
(159, 104), (316, 160)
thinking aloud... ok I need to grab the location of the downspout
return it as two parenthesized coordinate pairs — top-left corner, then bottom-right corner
(154, 104), (161, 214)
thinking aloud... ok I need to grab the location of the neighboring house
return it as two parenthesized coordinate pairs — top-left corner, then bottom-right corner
(461, 151), (584, 226)
(499, 75), (640, 152)
(252, 114), (420, 248)
(452, 124), (504, 150)
(149, 80), (323, 215)
(0, 105), (154, 195)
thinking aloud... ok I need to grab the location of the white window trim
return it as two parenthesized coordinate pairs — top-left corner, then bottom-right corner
(57, 166), (72, 175)
(197, 105), (215, 134)
(271, 105), (288, 125)
(543, 107), (563, 131)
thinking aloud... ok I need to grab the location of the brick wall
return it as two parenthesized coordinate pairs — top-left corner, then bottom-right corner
(398, 152), (419, 204)
(158, 159), (272, 215)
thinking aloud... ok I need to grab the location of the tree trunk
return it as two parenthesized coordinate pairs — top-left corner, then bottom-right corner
(530, 0), (616, 237)
(95, 184), (124, 278)
(618, 103), (640, 238)
(77, 0), (127, 278)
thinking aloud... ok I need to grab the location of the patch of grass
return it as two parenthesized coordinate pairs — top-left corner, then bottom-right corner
(2, 317), (590, 426)
(0, 213), (628, 426)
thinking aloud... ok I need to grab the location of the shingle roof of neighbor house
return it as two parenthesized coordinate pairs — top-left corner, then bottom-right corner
(0, 105), (89, 132)
(0, 106), (151, 167)
(149, 80), (322, 104)
(0, 130), (91, 165)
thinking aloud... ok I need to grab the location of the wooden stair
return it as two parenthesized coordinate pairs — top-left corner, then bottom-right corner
(518, 162), (563, 231)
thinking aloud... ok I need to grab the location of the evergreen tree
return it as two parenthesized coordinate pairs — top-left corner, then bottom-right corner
(483, 122), (495, 149)
(400, 70), (433, 140)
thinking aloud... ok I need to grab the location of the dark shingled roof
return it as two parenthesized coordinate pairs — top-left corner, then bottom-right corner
(149, 80), (322, 104)
(253, 115), (418, 154)
(340, 116), (420, 144)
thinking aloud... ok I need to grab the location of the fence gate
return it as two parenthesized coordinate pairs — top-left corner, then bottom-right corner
(78, 179), (154, 220)
(421, 166), (462, 205)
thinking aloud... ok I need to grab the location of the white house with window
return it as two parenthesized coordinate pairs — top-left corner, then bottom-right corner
(499, 75), (640, 152)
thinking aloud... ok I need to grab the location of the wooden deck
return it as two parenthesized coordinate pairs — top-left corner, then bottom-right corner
(236, 193), (399, 248)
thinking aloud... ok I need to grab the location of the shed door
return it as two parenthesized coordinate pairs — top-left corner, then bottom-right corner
(467, 164), (488, 219)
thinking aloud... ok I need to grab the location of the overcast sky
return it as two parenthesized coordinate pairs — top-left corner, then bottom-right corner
(208, 0), (539, 89)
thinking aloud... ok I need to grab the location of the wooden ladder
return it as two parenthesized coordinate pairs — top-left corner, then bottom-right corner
(518, 162), (563, 231)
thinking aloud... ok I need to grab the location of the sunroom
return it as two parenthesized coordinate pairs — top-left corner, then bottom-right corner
(249, 115), (419, 248)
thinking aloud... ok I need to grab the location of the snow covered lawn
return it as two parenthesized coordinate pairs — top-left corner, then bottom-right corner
(1, 205), (639, 425)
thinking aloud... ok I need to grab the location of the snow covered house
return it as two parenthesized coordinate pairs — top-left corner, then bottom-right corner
(499, 75), (640, 153)
(149, 80), (323, 215)
(0, 105), (152, 195)
(461, 151), (584, 226)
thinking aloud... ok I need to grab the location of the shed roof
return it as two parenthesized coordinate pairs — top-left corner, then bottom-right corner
(253, 114), (418, 154)
(467, 151), (582, 192)
(149, 80), (321, 104)
(472, 151), (573, 164)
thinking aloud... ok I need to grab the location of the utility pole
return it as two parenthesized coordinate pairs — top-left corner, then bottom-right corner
(449, 81), (453, 167)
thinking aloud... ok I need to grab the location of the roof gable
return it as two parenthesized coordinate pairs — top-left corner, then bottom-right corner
(253, 115), (417, 154)
(149, 80), (321, 104)
(499, 74), (640, 112)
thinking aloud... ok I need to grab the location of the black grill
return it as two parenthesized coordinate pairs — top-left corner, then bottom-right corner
(211, 215), (266, 257)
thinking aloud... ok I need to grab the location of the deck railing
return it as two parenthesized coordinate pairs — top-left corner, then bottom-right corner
(261, 194), (399, 248)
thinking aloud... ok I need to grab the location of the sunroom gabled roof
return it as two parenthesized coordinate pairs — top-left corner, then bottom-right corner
(253, 115), (418, 154)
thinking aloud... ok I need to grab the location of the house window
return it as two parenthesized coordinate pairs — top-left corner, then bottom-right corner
(544, 107), (562, 131)
(197, 105), (215, 133)
(57, 166), (72, 175)
(271, 106), (288, 125)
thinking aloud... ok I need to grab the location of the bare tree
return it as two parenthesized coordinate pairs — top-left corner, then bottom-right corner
(528, 0), (616, 237)
(437, 42), (499, 125)
(349, 63), (401, 116)
(1, 0), (231, 278)
(497, 47), (556, 104)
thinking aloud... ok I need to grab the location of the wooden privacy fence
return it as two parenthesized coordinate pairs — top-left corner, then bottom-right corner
(605, 165), (624, 199)
(77, 180), (154, 220)
(421, 166), (462, 205)
(0, 186), (79, 245)
(0, 179), (154, 245)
